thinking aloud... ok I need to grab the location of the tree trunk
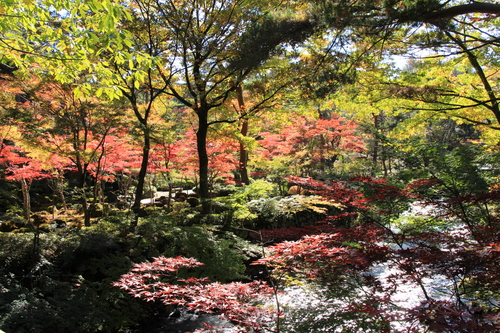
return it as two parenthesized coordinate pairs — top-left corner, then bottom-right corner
(20, 178), (31, 221)
(239, 121), (249, 184)
(197, 107), (211, 214)
(131, 126), (151, 230)
(55, 173), (67, 211)
(83, 192), (91, 227)
(317, 106), (330, 173)
(236, 85), (250, 185)
(372, 113), (379, 176)
(74, 156), (92, 226)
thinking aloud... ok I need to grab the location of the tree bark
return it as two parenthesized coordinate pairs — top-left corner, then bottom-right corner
(131, 125), (150, 230)
(197, 107), (211, 214)
(372, 113), (379, 176)
(21, 178), (31, 221)
(236, 85), (250, 185)
(421, 3), (500, 22)
(239, 120), (250, 184)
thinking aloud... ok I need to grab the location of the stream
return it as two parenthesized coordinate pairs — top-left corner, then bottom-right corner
(123, 309), (236, 333)
(126, 253), (451, 333)
(127, 202), (459, 332)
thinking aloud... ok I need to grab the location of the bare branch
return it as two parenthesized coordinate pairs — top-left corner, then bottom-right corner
(421, 2), (500, 22)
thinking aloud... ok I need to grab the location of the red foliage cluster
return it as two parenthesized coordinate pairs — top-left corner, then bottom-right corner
(257, 113), (365, 164)
(0, 143), (51, 182)
(113, 174), (500, 332)
(402, 233), (500, 332)
(249, 173), (500, 331)
(113, 256), (276, 332)
(252, 223), (500, 331)
(405, 177), (444, 195)
(253, 224), (391, 279)
(286, 176), (369, 209)
(409, 299), (500, 333)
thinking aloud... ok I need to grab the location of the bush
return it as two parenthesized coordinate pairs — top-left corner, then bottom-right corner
(162, 226), (249, 282)
(246, 195), (342, 230)
(0, 229), (154, 333)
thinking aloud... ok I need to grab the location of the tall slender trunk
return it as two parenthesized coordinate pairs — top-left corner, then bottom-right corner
(82, 190), (91, 227)
(53, 172), (67, 211)
(236, 85), (250, 185)
(239, 121), (249, 184)
(317, 106), (330, 173)
(131, 126), (150, 230)
(74, 153), (92, 227)
(372, 113), (379, 176)
(21, 177), (41, 287)
(197, 107), (211, 214)
(20, 178), (31, 221)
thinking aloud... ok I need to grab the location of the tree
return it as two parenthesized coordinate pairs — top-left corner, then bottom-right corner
(388, 28), (500, 138)
(113, 256), (276, 332)
(0, 143), (50, 220)
(252, 171), (500, 332)
(0, 0), (143, 226)
(176, 127), (241, 192)
(115, 0), (316, 214)
(3, 74), (127, 226)
(320, 1), (500, 137)
(0, 0), (130, 93)
(234, 84), (251, 185)
(0, 141), (55, 276)
(103, 0), (175, 228)
(255, 111), (365, 178)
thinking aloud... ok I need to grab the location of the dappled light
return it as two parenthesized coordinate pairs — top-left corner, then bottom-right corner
(1, 0), (500, 332)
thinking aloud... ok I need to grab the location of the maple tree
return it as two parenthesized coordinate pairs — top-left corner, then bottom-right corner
(401, 1), (500, 135)
(0, 138), (58, 274)
(0, 143), (50, 220)
(0, 0), (133, 104)
(113, 256), (276, 332)
(329, 1), (500, 147)
(174, 127), (242, 192)
(7, 75), (128, 226)
(104, 0), (172, 227)
(84, 131), (142, 206)
(135, 164), (499, 331)
(249, 171), (500, 332)
(112, 0), (317, 214)
(255, 111), (366, 178)
(385, 52), (500, 143)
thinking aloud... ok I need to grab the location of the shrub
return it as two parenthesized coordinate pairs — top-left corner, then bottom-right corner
(0, 229), (154, 333)
(162, 226), (249, 282)
(246, 195), (342, 230)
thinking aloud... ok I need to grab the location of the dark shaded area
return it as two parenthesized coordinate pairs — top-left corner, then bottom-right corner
(124, 309), (235, 333)
(0, 63), (18, 76)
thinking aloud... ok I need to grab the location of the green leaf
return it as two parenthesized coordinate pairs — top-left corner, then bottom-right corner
(96, 87), (104, 98)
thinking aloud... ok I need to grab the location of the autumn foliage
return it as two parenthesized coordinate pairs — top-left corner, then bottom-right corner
(254, 112), (365, 177)
(113, 256), (275, 332)
(114, 170), (500, 332)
